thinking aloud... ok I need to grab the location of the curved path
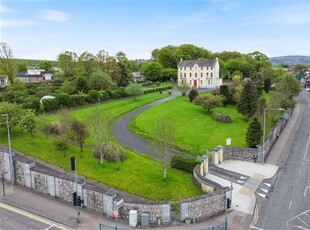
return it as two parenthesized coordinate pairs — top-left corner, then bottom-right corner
(112, 86), (193, 159)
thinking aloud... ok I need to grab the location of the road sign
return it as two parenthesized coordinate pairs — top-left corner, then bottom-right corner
(226, 138), (231, 146)
(115, 198), (125, 210)
(113, 209), (119, 217)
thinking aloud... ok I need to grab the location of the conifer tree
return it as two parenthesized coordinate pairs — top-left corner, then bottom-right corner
(246, 117), (263, 147)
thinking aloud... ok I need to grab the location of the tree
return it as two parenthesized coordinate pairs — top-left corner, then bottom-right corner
(157, 45), (178, 68)
(125, 83), (143, 100)
(178, 82), (190, 96)
(118, 61), (132, 86)
(264, 79), (271, 93)
(162, 68), (177, 82)
(188, 88), (199, 102)
(18, 62), (28, 72)
(246, 117), (263, 148)
(88, 69), (114, 90)
(76, 51), (97, 77)
(141, 61), (163, 82)
(71, 120), (89, 152)
(115, 51), (127, 62)
(0, 42), (18, 84)
(88, 111), (112, 164)
(0, 102), (23, 129)
(193, 95), (224, 112)
(152, 117), (176, 180)
(220, 85), (229, 106)
(20, 110), (36, 142)
(3, 79), (28, 104)
(57, 51), (78, 80)
(39, 60), (53, 71)
(237, 81), (258, 119)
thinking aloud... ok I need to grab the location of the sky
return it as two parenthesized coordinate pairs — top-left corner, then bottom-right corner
(1, 0), (310, 61)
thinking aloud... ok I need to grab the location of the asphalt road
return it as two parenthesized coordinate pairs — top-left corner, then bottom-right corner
(255, 92), (310, 229)
(0, 201), (71, 230)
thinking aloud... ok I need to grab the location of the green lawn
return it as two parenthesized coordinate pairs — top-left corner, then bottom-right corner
(0, 93), (203, 201)
(130, 95), (249, 156)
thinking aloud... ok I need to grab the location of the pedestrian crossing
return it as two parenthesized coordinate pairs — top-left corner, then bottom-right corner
(236, 176), (247, 185)
(256, 182), (273, 199)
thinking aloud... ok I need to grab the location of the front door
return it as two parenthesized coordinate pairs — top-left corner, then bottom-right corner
(194, 80), (197, 88)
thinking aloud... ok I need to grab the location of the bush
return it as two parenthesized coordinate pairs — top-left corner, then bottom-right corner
(106, 89), (121, 99)
(69, 94), (86, 107)
(55, 92), (70, 108)
(188, 89), (199, 102)
(212, 112), (232, 123)
(43, 98), (59, 112)
(93, 143), (125, 162)
(87, 90), (99, 103)
(21, 96), (41, 113)
(171, 156), (201, 173)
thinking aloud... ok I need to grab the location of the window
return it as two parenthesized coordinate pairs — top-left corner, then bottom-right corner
(195, 73), (197, 77)
(206, 73), (209, 77)
(211, 67), (213, 70)
(201, 80), (203, 84)
(189, 80), (192, 84)
(208, 80), (211, 85)
(201, 73), (203, 77)
(190, 73), (192, 77)
(207, 67), (209, 70)
(180, 73), (182, 78)
(201, 67), (203, 70)
(184, 73), (186, 77)
(211, 73), (213, 77)
(190, 67), (192, 70)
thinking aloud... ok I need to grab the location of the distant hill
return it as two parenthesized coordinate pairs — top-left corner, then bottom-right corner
(16, 59), (57, 66)
(269, 55), (310, 66)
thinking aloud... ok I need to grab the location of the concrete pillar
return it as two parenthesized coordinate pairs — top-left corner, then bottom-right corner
(3, 151), (15, 183)
(200, 155), (209, 176)
(24, 162), (35, 188)
(212, 148), (219, 165)
(217, 146), (223, 163)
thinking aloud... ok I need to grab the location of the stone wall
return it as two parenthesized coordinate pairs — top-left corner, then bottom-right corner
(0, 146), (230, 225)
(180, 190), (227, 221)
(223, 147), (257, 162)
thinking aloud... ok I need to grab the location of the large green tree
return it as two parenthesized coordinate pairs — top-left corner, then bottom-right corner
(88, 69), (114, 90)
(237, 81), (258, 119)
(39, 60), (54, 71)
(0, 42), (18, 84)
(57, 51), (78, 80)
(246, 116), (263, 148)
(125, 83), (143, 100)
(141, 61), (163, 82)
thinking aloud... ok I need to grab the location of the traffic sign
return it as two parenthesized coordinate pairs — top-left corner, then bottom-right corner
(113, 209), (119, 217)
(115, 198), (125, 209)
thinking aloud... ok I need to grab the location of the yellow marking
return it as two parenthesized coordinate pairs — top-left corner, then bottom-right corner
(254, 205), (259, 224)
(0, 202), (73, 230)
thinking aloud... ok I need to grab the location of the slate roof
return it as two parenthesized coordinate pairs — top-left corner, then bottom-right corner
(178, 59), (217, 68)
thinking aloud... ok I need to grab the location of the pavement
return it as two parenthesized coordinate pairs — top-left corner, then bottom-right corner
(0, 92), (302, 230)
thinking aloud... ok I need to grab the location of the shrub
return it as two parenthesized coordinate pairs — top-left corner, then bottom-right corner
(70, 94), (86, 107)
(211, 88), (220, 96)
(93, 143), (125, 162)
(212, 112), (232, 123)
(87, 90), (99, 103)
(188, 89), (199, 102)
(55, 92), (70, 108)
(21, 96), (41, 113)
(43, 98), (59, 112)
(193, 95), (224, 112)
(171, 156), (201, 173)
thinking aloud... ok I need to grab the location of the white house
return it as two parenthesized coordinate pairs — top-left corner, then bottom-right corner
(178, 58), (222, 88)
(0, 75), (8, 87)
(17, 69), (54, 83)
(132, 71), (144, 82)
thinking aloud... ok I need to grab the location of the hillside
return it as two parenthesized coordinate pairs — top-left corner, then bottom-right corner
(269, 55), (310, 66)
(16, 59), (57, 65)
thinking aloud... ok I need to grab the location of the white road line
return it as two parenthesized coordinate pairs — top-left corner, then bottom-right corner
(297, 217), (309, 227)
(45, 225), (55, 230)
(303, 131), (310, 161)
(260, 188), (268, 193)
(264, 183), (271, 187)
(287, 209), (310, 222)
(289, 201), (292, 209)
(292, 225), (309, 230)
(304, 186), (309, 197)
(249, 226), (265, 230)
(258, 193), (266, 198)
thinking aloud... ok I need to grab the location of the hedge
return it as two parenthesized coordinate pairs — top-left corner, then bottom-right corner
(143, 85), (173, 94)
(171, 156), (201, 173)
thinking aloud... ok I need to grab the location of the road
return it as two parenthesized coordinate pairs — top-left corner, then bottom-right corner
(0, 201), (72, 230)
(255, 91), (310, 229)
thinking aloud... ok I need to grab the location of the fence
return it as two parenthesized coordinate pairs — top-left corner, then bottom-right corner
(99, 223), (129, 230)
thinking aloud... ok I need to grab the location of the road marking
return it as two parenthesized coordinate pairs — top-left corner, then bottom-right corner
(237, 180), (244, 184)
(253, 205), (259, 224)
(304, 186), (309, 197)
(289, 201), (292, 210)
(264, 183), (271, 187)
(300, 168), (303, 174)
(258, 193), (266, 198)
(303, 131), (310, 161)
(297, 217), (309, 227)
(0, 202), (72, 230)
(287, 209), (310, 223)
(249, 226), (265, 230)
(45, 225), (55, 230)
(292, 225), (309, 230)
(240, 176), (247, 180)
(260, 188), (268, 193)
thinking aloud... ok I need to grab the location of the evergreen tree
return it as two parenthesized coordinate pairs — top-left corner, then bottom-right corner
(237, 81), (258, 119)
(246, 117), (263, 148)
(264, 78), (271, 93)
(220, 85), (229, 106)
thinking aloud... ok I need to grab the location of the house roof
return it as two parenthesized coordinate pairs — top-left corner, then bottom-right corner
(178, 59), (217, 68)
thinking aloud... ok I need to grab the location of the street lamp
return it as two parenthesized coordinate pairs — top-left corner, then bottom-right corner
(263, 108), (284, 164)
(98, 94), (103, 111)
(1, 114), (14, 185)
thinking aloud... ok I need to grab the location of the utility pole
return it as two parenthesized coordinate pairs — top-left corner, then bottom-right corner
(2, 114), (14, 185)
(71, 157), (80, 223)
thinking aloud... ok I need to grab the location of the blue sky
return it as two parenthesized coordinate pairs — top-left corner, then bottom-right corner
(1, 0), (310, 60)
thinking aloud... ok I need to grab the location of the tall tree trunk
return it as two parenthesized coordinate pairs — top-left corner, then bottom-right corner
(163, 167), (167, 180)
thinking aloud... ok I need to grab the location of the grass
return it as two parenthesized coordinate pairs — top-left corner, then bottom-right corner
(130, 95), (250, 156)
(0, 93), (203, 201)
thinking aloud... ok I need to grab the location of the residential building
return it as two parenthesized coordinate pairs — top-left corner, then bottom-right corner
(0, 75), (8, 87)
(132, 71), (144, 82)
(17, 69), (54, 84)
(178, 58), (222, 88)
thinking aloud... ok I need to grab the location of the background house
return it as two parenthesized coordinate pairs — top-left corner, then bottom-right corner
(178, 58), (222, 88)
(17, 69), (54, 84)
(0, 75), (8, 87)
(132, 71), (144, 82)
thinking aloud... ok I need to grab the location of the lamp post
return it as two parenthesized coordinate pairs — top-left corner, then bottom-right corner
(98, 94), (103, 111)
(262, 108), (284, 164)
(1, 114), (14, 185)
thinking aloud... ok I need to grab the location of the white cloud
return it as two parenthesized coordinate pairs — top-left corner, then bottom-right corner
(0, 19), (36, 28)
(0, 5), (15, 13)
(40, 10), (70, 22)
